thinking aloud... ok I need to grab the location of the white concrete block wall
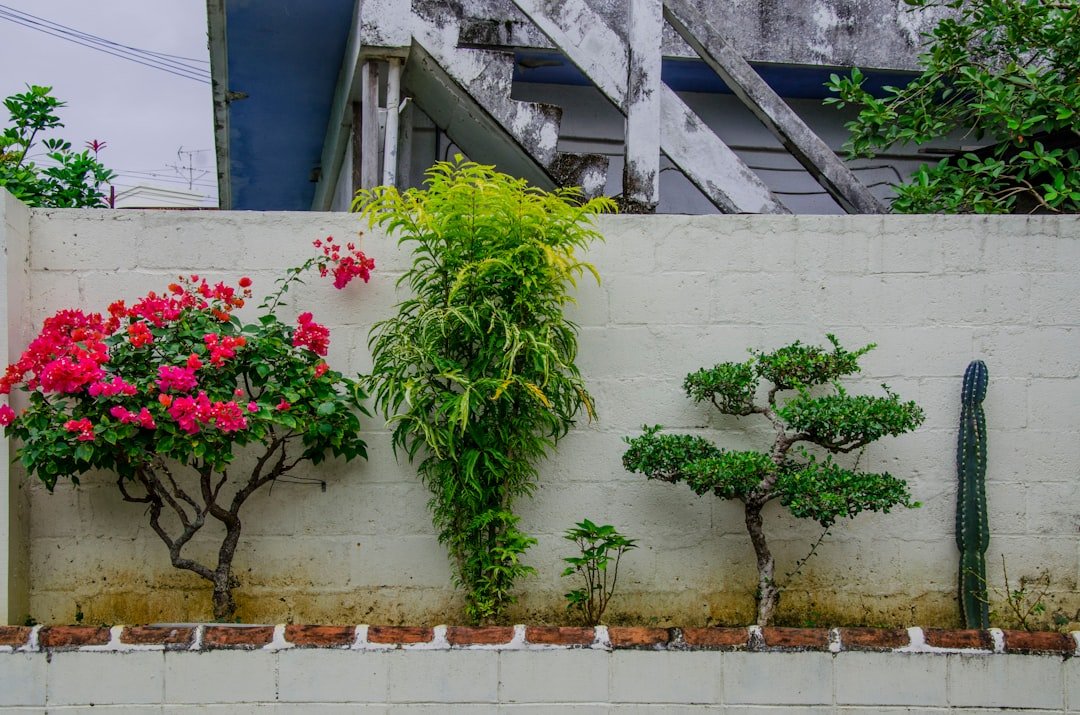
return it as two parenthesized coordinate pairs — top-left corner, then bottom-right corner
(7, 208), (1080, 628)
(2, 634), (1080, 712)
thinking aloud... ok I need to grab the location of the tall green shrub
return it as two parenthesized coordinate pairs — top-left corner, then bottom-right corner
(356, 158), (615, 623)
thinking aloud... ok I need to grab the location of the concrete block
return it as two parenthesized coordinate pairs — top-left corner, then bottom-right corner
(279, 650), (388, 703)
(1032, 273), (1080, 326)
(974, 327), (1080, 378)
(47, 651), (164, 705)
(0, 653), (47, 706)
(164, 651), (276, 704)
(1027, 379), (1080, 430)
(835, 652), (947, 706)
(610, 651), (720, 704)
(387, 650), (498, 703)
(1065, 655), (1080, 712)
(348, 535), (452, 588)
(161, 706), (388, 714)
(609, 273), (711, 325)
(389, 706), (496, 714)
(498, 650), (608, 703)
(722, 652), (832, 705)
(712, 272), (814, 327)
(947, 654), (1063, 709)
(719, 708), (832, 715)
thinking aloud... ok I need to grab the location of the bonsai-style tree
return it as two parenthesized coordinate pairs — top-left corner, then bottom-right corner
(826, 0), (1079, 213)
(357, 158), (615, 623)
(0, 85), (115, 208)
(622, 335), (924, 625)
(0, 243), (372, 621)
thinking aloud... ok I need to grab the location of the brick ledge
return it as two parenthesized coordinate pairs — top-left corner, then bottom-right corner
(1, 625), (1076, 656)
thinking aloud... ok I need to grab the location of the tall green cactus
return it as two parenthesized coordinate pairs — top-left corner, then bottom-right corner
(957, 360), (990, 628)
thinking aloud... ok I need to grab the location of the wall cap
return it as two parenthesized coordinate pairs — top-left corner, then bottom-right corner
(1, 625), (1076, 657)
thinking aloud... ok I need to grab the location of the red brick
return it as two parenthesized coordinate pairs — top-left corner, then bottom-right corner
(761, 627), (830, 650)
(38, 626), (111, 649)
(838, 627), (910, 651)
(681, 627), (750, 650)
(1002, 630), (1074, 655)
(285, 625), (356, 648)
(923, 628), (992, 650)
(446, 626), (515, 646)
(120, 626), (194, 647)
(202, 625), (275, 649)
(0, 626), (31, 648)
(525, 626), (596, 646)
(608, 627), (669, 648)
(367, 626), (434, 645)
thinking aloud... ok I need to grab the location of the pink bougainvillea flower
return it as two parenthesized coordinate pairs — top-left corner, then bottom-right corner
(276, 399), (291, 411)
(211, 401), (247, 433)
(292, 312), (330, 356)
(314, 362), (329, 378)
(88, 376), (138, 398)
(127, 322), (153, 347)
(238, 276), (252, 288)
(186, 353), (203, 370)
(0, 404), (14, 426)
(157, 365), (198, 394)
(314, 235), (375, 290)
(247, 401), (258, 413)
(135, 408), (156, 430)
(64, 418), (95, 442)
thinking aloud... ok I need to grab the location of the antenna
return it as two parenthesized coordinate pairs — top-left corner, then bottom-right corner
(167, 145), (211, 190)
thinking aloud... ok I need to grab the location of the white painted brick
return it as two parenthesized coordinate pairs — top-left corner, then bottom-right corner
(947, 654), (1064, 709)
(164, 651), (277, 704)
(386, 650), (498, 703)
(348, 535), (452, 588)
(388, 706), (497, 714)
(609, 273), (711, 325)
(498, 650), (608, 702)
(713, 273), (815, 327)
(503, 706), (608, 714)
(1027, 379), (1080, 430)
(719, 708), (832, 715)
(974, 327), (1080, 378)
(1031, 274), (1080, 327)
(610, 651), (720, 704)
(1025, 481), (1080, 535)
(722, 652), (832, 705)
(279, 650), (388, 702)
(0, 653), (47, 706)
(48, 651), (164, 705)
(160, 706), (388, 714)
(835, 652), (947, 706)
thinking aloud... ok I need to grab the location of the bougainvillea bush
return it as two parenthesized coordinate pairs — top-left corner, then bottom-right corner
(0, 240), (372, 621)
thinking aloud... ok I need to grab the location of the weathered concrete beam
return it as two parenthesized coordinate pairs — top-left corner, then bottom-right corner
(622, 0), (662, 212)
(311, 0), (364, 210)
(510, 0), (788, 213)
(663, 0), (885, 215)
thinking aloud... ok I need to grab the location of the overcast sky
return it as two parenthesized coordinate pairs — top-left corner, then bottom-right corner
(0, 1), (217, 207)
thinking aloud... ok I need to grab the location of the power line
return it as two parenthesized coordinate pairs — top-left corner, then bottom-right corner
(0, 5), (210, 83)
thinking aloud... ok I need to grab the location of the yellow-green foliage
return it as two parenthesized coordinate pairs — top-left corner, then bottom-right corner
(356, 158), (615, 622)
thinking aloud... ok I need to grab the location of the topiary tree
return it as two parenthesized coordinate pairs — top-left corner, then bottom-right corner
(622, 335), (925, 625)
(825, 0), (1079, 213)
(357, 157), (615, 623)
(0, 244), (372, 621)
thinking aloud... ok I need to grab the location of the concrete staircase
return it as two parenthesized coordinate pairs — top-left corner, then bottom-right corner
(405, 7), (609, 197)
